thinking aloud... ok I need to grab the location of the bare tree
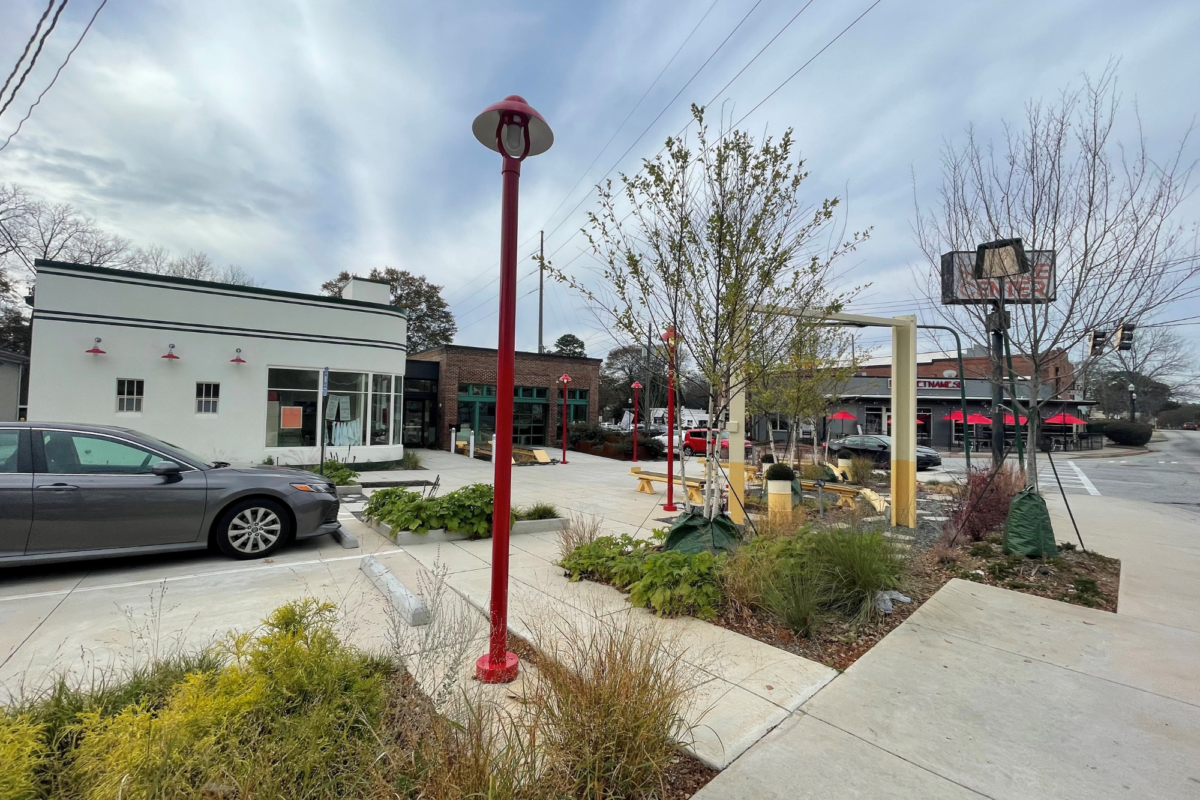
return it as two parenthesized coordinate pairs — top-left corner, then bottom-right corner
(915, 65), (1200, 486)
(553, 108), (865, 519)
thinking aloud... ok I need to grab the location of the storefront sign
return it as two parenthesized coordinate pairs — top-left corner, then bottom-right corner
(280, 406), (303, 429)
(888, 379), (962, 390)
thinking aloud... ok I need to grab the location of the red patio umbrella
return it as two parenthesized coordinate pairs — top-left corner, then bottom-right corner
(1044, 412), (1087, 425)
(828, 410), (856, 438)
(967, 413), (993, 425)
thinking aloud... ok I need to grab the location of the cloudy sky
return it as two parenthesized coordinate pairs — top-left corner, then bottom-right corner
(2, 0), (1199, 359)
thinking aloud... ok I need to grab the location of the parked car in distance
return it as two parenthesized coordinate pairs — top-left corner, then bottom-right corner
(654, 428), (754, 458)
(1182, 422), (1198, 431)
(0, 422), (341, 566)
(827, 434), (942, 470)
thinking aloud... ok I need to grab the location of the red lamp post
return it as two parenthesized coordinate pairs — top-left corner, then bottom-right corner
(471, 94), (554, 684)
(661, 327), (681, 512)
(631, 381), (643, 462)
(558, 373), (572, 465)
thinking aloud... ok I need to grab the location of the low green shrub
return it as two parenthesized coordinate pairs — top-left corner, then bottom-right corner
(58, 600), (392, 800)
(616, 434), (666, 460)
(1101, 421), (1153, 446)
(320, 459), (359, 485)
(560, 534), (653, 588)
(365, 483), (504, 538)
(765, 463), (796, 482)
(515, 502), (560, 521)
(566, 422), (609, 446)
(629, 550), (725, 619)
(798, 461), (839, 482)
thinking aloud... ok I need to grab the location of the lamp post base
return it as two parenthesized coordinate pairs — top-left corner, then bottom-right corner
(663, 503), (678, 512)
(475, 651), (519, 683)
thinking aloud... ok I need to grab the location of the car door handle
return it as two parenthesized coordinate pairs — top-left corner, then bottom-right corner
(37, 483), (79, 491)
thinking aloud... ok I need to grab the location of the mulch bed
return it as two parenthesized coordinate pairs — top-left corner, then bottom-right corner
(926, 538), (1120, 611)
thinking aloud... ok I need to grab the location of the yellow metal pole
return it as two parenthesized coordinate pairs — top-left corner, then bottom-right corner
(891, 315), (918, 528)
(728, 382), (746, 525)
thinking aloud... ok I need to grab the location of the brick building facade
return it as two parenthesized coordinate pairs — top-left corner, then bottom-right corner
(859, 346), (1077, 399)
(408, 344), (602, 451)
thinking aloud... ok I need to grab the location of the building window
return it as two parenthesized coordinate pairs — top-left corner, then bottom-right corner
(458, 383), (495, 397)
(562, 388), (589, 424)
(117, 379), (144, 413)
(196, 382), (220, 414)
(370, 374), (392, 446)
(266, 368), (319, 447)
(406, 378), (437, 394)
(325, 372), (367, 447)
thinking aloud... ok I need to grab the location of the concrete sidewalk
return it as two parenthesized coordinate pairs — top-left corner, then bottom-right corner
(697, 493), (1200, 799)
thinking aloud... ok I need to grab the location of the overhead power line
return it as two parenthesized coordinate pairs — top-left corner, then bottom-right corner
(0, 0), (68, 121)
(0, 0), (109, 153)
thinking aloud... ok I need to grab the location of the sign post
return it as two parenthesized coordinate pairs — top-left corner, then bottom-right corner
(319, 367), (329, 474)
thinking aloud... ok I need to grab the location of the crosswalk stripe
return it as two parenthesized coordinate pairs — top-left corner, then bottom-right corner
(1068, 461), (1100, 496)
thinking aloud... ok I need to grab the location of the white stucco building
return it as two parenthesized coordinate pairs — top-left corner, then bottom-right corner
(28, 260), (408, 466)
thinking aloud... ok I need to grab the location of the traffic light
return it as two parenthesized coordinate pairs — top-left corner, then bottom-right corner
(1115, 323), (1136, 351)
(1088, 330), (1108, 357)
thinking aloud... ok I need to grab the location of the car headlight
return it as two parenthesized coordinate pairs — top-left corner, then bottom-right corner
(291, 483), (335, 494)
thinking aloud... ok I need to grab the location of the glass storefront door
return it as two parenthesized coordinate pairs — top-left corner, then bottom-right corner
(404, 399), (434, 447)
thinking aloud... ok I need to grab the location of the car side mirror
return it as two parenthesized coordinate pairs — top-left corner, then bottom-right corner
(153, 461), (182, 477)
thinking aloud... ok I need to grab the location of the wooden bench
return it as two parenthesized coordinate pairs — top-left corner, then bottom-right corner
(629, 466), (705, 504)
(796, 479), (863, 509)
(694, 458), (760, 483)
(454, 441), (550, 465)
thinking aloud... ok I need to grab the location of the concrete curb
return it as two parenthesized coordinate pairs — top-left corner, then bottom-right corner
(331, 526), (359, 549)
(335, 484), (363, 497)
(360, 556), (431, 626)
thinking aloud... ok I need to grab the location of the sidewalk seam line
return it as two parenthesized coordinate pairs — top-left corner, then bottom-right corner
(907, 620), (1200, 710)
(798, 712), (997, 798)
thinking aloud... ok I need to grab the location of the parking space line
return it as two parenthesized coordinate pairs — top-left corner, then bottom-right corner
(0, 549), (404, 604)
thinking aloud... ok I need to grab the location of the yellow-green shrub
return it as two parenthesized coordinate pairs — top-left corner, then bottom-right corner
(68, 599), (391, 800)
(0, 715), (46, 800)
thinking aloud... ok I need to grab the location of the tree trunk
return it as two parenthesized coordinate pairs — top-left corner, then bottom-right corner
(1026, 374), (1041, 490)
(700, 395), (710, 520)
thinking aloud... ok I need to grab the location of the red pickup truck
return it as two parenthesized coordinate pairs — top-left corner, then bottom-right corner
(679, 428), (753, 458)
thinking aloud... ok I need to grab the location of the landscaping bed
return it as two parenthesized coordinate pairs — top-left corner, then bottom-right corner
(363, 484), (564, 542)
(557, 468), (1121, 673)
(3, 598), (713, 800)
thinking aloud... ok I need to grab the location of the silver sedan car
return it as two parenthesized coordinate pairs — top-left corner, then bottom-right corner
(0, 422), (341, 566)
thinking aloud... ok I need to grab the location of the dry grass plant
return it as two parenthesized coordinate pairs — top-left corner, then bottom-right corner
(556, 511), (605, 562)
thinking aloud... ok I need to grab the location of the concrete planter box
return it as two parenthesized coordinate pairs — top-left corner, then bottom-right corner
(335, 484), (363, 497)
(365, 515), (566, 546)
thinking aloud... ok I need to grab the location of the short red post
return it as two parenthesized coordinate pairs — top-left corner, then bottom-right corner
(631, 381), (642, 462)
(661, 328), (679, 512)
(470, 94), (554, 685)
(559, 373), (572, 464)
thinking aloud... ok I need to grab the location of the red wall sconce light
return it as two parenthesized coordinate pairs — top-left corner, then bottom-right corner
(230, 348), (246, 363)
(85, 338), (106, 355)
(161, 343), (180, 360)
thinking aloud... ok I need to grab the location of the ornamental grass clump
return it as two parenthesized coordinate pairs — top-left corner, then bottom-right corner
(847, 455), (876, 486)
(532, 614), (693, 800)
(947, 465), (1025, 542)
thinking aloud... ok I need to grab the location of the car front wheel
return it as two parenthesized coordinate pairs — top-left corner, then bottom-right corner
(682, 445), (695, 457)
(214, 498), (292, 559)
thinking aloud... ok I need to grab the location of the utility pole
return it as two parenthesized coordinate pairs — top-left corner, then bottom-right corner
(989, 280), (1007, 468)
(537, 230), (544, 353)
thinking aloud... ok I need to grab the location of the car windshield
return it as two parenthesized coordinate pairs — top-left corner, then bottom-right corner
(123, 431), (216, 468)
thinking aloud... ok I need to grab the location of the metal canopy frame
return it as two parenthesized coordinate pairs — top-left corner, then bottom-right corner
(730, 309), (919, 529)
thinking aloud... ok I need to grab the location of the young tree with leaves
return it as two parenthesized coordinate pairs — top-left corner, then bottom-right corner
(749, 326), (858, 463)
(916, 66), (1200, 487)
(322, 267), (456, 353)
(552, 107), (864, 519)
